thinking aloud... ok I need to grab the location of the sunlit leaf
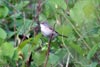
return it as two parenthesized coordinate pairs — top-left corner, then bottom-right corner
(0, 6), (9, 18)
(56, 24), (73, 36)
(70, 0), (96, 24)
(0, 42), (14, 58)
(0, 28), (7, 39)
(18, 34), (41, 50)
(33, 33), (42, 44)
(18, 38), (33, 50)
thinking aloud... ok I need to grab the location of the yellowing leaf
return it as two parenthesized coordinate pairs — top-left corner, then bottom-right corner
(83, 1), (96, 19)
(70, 0), (96, 25)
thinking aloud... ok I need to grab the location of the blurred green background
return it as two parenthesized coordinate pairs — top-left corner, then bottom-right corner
(0, 0), (100, 67)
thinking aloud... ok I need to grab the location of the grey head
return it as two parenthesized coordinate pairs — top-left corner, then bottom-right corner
(40, 21), (49, 27)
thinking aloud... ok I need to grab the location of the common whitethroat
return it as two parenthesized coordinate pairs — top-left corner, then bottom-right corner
(40, 21), (67, 38)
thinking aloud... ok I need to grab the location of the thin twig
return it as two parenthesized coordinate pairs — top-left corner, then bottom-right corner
(61, 25), (73, 59)
(53, 22), (57, 30)
(61, 23), (73, 67)
(44, 34), (53, 67)
(66, 53), (71, 67)
(61, 11), (91, 50)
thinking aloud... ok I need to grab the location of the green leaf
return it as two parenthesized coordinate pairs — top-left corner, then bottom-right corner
(48, 0), (67, 10)
(44, 0), (67, 18)
(87, 44), (99, 59)
(18, 34), (41, 50)
(33, 52), (45, 66)
(69, 42), (84, 56)
(89, 62), (98, 67)
(0, 28), (7, 39)
(33, 34), (42, 44)
(15, 1), (29, 10)
(83, 1), (96, 19)
(16, 19), (32, 34)
(10, 12), (21, 18)
(22, 44), (30, 60)
(67, 0), (76, 8)
(0, 38), (4, 45)
(0, 42), (14, 58)
(70, 0), (96, 25)
(0, 6), (9, 18)
(7, 31), (17, 39)
(44, 1), (56, 18)
(39, 14), (47, 21)
(0, 1), (4, 5)
(55, 48), (67, 60)
(12, 48), (19, 61)
(18, 38), (33, 50)
(56, 24), (73, 36)
(48, 53), (59, 65)
(97, 63), (100, 67)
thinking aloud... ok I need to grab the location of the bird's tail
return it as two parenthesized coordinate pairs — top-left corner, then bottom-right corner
(56, 32), (68, 38)
(58, 34), (68, 38)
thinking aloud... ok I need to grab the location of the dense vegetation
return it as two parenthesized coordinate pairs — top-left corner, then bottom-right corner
(0, 0), (100, 67)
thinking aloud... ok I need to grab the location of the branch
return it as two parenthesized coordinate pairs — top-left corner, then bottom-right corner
(26, 52), (33, 67)
(33, 0), (43, 36)
(44, 34), (53, 67)
(66, 53), (71, 67)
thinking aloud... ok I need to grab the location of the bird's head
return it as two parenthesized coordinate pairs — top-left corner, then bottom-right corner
(40, 21), (49, 27)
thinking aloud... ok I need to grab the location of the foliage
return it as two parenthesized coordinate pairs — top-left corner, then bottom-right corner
(0, 0), (100, 67)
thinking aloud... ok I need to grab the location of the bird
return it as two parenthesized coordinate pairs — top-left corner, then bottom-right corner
(40, 21), (67, 38)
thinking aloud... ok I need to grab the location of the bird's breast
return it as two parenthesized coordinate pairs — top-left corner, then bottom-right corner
(41, 26), (52, 36)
